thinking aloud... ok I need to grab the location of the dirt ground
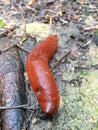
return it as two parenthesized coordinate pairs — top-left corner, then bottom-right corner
(0, 0), (98, 130)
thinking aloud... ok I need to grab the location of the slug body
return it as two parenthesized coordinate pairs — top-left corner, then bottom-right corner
(26, 35), (60, 115)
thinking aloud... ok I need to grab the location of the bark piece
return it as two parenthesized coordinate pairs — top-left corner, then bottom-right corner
(0, 38), (26, 130)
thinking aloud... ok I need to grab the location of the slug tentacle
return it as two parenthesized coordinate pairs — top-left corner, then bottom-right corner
(26, 35), (60, 115)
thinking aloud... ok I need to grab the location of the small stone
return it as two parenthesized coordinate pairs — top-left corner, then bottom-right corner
(47, 121), (53, 129)
(69, 49), (79, 60)
(32, 118), (37, 124)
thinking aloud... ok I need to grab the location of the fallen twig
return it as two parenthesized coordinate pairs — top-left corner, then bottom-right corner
(0, 104), (29, 110)
(59, 18), (68, 24)
(51, 50), (71, 70)
(83, 26), (98, 31)
(81, 40), (91, 48)
(0, 104), (38, 110)
(16, 43), (30, 53)
(0, 43), (30, 54)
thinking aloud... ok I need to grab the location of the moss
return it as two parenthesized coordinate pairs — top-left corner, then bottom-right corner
(58, 70), (98, 130)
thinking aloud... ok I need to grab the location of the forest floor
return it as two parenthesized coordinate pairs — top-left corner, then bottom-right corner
(0, 0), (98, 130)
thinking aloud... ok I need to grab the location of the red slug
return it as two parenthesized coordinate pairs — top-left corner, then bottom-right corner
(26, 35), (60, 115)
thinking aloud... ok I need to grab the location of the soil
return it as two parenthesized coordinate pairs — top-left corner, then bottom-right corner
(0, 0), (98, 130)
